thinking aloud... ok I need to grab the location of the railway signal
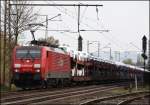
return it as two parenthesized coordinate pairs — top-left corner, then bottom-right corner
(142, 35), (147, 63)
(141, 53), (147, 60)
(78, 35), (83, 51)
(142, 35), (147, 53)
(141, 35), (147, 86)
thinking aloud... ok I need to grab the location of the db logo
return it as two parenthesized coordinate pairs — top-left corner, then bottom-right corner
(58, 59), (64, 66)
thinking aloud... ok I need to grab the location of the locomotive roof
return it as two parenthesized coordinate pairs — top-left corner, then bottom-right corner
(15, 46), (42, 50)
(15, 46), (68, 54)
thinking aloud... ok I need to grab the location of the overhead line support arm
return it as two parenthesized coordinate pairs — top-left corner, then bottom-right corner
(10, 4), (103, 7)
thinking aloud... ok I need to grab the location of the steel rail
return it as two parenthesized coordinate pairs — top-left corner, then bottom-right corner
(2, 85), (120, 105)
(1, 85), (97, 101)
(31, 86), (121, 105)
(117, 94), (150, 105)
(1, 82), (128, 98)
(1, 85), (109, 104)
(80, 91), (150, 105)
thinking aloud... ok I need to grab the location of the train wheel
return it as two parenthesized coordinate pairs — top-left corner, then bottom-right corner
(22, 87), (30, 90)
(57, 80), (62, 88)
(41, 80), (47, 89)
(22, 88), (26, 90)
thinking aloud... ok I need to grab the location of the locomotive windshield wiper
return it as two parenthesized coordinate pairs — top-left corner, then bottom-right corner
(27, 50), (35, 60)
(20, 51), (28, 60)
(20, 50), (34, 60)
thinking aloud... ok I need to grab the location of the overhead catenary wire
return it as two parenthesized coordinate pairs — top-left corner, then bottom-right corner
(37, 29), (77, 40)
(78, 6), (134, 51)
(37, 28), (78, 50)
(19, 1), (137, 52)
(90, 2), (143, 51)
(45, 1), (101, 41)
(46, 1), (127, 51)
(31, 4), (78, 41)
(79, 9), (128, 51)
(47, 1), (112, 52)
(44, 1), (89, 42)
(74, 4), (140, 51)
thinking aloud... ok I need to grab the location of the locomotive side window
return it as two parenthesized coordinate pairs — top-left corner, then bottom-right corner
(16, 49), (41, 59)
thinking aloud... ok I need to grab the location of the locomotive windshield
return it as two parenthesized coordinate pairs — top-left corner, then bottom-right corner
(16, 49), (41, 59)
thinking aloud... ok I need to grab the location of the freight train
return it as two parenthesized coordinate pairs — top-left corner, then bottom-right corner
(11, 45), (150, 89)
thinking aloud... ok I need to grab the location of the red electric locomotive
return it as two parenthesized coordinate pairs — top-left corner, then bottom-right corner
(12, 46), (71, 89)
(11, 45), (149, 89)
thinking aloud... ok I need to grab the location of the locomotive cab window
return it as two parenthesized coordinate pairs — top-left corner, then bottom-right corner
(16, 49), (41, 59)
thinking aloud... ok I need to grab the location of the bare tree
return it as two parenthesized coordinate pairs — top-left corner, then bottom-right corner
(1, 0), (38, 45)
(0, 0), (38, 87)
(11, 0), (38, 45)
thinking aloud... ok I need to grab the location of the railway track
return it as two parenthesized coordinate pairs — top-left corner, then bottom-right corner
(1, 85), (97, 103)
(127, 94), (150, 105)
(31, 85), (120, 105)
(1, 88), (48, 98)
(1, 81), (131, 98)
(1, 85), (95, 98)
(118, 94), (150, 105)
(1, 83), (126, 105)
(80, 91), (150, 105)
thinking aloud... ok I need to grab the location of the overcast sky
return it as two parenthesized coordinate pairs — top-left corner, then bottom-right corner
(20, 1), (149, 53)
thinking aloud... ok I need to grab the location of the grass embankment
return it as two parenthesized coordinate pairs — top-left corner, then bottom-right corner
(0, 84), (17, 92)
(0, 85), (10, 92)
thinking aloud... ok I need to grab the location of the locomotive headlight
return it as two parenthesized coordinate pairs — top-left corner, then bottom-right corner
(14, 69), (19, 72)
(14, 64), (21, 68)
(35, 69), (40, 73)
(34, 64), (41, 68)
